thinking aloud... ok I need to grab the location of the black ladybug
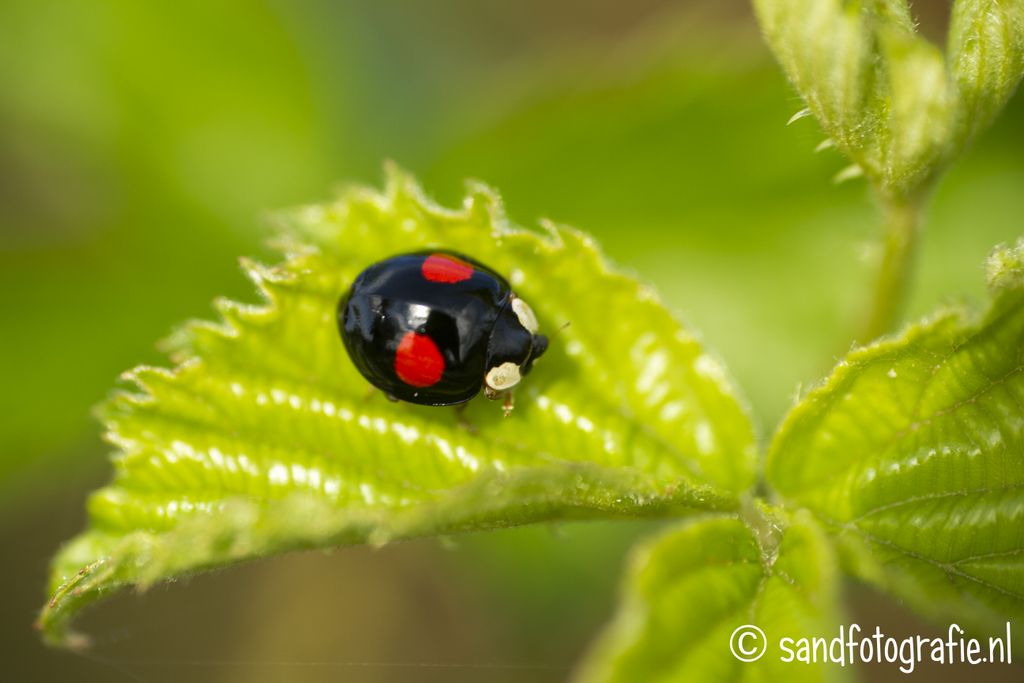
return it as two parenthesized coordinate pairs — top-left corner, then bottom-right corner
(338, 250), (548, 410)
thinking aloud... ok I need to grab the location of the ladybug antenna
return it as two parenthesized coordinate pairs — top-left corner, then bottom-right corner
(528, 321), (566, 365)
(552, 321), (571, 338)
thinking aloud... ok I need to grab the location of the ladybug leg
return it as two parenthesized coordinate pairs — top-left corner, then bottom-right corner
(501, 392), (514, 418)
(453, 402), (477, 434)
(483, 385), (514, 417)
(363, 386), (399, 403)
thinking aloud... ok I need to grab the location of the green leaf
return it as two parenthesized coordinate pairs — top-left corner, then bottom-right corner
(574, 509), (849, 683)
(949, 0), (1024, 146)
(752, 0), (957, 198)
(876, 27), (957, 193)
(39, 167), (757, 645)
(767, 238), (1024, 637)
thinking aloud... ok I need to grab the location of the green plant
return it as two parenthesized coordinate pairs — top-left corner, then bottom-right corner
(755, 0), (1024, 340)
(40, 1), (1024, 680)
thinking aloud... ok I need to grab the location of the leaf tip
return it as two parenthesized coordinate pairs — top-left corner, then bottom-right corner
(383, 161), (433, 212)
(462, 178), (508, 235)
(986, 237), (1024, 292)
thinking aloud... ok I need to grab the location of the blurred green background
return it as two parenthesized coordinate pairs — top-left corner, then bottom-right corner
(1, 1), (1021, 681)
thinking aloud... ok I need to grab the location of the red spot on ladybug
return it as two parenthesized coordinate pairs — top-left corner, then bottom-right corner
(422, 253), (474, 283)
(394, 331), (445, 387)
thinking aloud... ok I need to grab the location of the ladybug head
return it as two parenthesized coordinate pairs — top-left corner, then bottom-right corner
(482, 295), (548, 399)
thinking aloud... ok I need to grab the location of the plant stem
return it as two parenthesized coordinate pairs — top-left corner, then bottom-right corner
(740, 496), (782, 566)
(862, 194), (925, 341)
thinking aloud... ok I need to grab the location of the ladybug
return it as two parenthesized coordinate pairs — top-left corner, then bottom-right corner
(338, 250), (548, 411)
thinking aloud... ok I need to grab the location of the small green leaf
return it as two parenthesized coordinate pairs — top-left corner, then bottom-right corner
(768, 238), (1024, 637)
(752, 0), (962, 198)
(949, 0), (1024, 146)
(39, 167), (756, 645)
(876, 27), (956, 192)
(988, 236), (1024, 291)
(574, 509), (849, 683)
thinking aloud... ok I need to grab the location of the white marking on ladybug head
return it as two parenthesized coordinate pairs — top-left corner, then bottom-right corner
(485, 361), (521, 393)
(511, 297), (539, 334)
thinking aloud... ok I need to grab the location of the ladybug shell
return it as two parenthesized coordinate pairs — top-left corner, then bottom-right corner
(339, 251), (512, 405)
